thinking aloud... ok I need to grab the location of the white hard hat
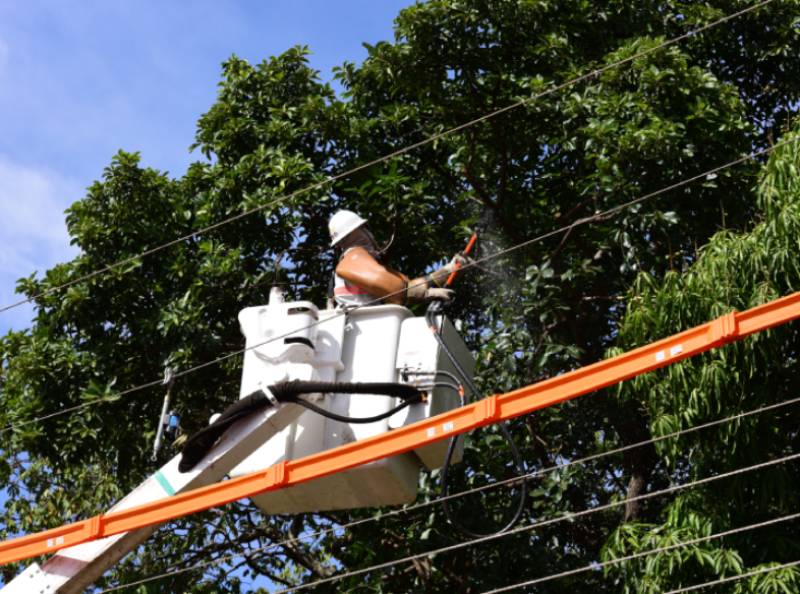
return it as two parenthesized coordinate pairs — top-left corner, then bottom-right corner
(328, 209), (367, 246)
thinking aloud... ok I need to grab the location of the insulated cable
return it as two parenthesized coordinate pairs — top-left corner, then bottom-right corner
(426, 300), (527, 537)
(102, 510), (800, 593)
(663, 559), (800, 594)
(0, 0), (775, 316)
(269, 450), (800, 593)
(97, 430), (800, 593)
(481, 511), (800, 593)
(3, 134), (795, 436)
(95, 395), (800, 590)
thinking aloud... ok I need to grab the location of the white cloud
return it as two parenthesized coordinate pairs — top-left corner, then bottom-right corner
(0, 156), (79, 331)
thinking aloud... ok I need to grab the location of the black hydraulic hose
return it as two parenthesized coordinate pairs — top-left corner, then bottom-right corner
(179, 381), (423, 473)
(425, 301), (528, 538)
(178, 390), (273, 472)
(425, 306), (479, 401)
(292, 397), (418, 424)
(270, 380), (421, 401)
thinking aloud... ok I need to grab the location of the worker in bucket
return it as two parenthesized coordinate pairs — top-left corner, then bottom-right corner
(329, 209), (462, 307)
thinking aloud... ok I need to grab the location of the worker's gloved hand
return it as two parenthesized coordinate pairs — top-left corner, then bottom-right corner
(450, 252), (468, 268)
(424, 287), (455, 303)
(427, 254), (468, 287)
(406, 278), (430, 302)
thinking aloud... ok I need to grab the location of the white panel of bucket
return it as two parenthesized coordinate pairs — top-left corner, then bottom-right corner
(317, 305), (421, 509)
(231, 308), (344, 513)
(333, 305), (411, 439)
(233, 305), (422, 513)
(237, 300), (320, 396)
(390, 315), (473, 469)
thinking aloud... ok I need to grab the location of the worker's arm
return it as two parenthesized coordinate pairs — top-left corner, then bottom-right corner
(336, 247), (408, 304)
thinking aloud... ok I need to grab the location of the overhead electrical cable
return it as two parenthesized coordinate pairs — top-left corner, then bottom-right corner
(0, 0), (775, 316)
(481, 511), (800, 593)
(425, 299), (527, 537)
(2, 135), (795, 436)
(0, 2), (792, 590)
(268, 451), (800, 593)
(663, 559), (800, 594)
(97, 446), (800, 593)
(94, 395), (800, 591)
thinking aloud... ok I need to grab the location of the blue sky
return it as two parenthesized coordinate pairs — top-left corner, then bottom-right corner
(0, 0), (414, 334)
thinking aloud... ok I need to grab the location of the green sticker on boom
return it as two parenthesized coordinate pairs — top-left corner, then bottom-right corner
(154, 471), (176, 496)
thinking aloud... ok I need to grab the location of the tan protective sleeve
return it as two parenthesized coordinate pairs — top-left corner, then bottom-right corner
(336, 247), (408, 304)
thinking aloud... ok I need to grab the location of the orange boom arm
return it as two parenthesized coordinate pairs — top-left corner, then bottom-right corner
(2, 290), (800, 565)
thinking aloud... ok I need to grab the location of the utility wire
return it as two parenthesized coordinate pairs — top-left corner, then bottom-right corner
(3, 134), (795, 436)
(481, 511), (800, 593)
(269, 451), (800, 593)
(664, 559), (800, 594)
(0, 377), (166, 435)
(100, 449), (800, 593)
(2, 2), (789, 588)
(0, 0), (775, 316)
(94, 394), (800, 592)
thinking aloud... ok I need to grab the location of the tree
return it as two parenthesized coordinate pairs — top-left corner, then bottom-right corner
(601, 123), (800, 594)
(1, 1), (798, 592)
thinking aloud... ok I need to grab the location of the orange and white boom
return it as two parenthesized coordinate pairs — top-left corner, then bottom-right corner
(3, 290), (800, 592)
(1, 399), (308, 594)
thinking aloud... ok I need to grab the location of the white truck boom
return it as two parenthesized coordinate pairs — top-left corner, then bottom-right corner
(3, 287), (472, 592)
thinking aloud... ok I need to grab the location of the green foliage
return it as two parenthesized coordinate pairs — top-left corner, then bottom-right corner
(602, 125), (800, 593)
(2, 0), (800, 591)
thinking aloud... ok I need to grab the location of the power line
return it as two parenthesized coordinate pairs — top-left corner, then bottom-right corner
(92, 394), (800, 592)
(1, 2), (789, 589)
(0, 377), (165, 435)
(3, 134), (795, 436)
(4, 131), (795, 585)
(261, 453), (800, 592)
(0, 0), (775, 316)
(271, 451), (800, 592)
(664, 559), (800, 594)
(482, 511), (800, 593)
